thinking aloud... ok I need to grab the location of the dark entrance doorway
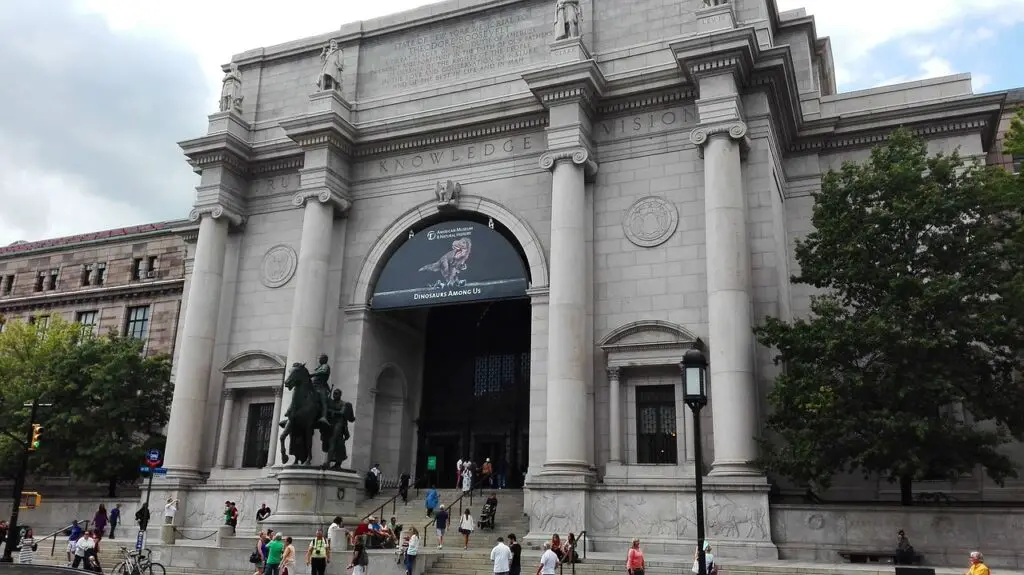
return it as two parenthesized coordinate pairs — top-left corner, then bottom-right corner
(417, 298), (531, 488)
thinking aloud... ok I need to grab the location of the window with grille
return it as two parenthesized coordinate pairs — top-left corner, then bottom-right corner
(473, 353), (520, 397)
(124, 305), (151, 340)
(76, 310), (99, 335)
(242, 402), (274, 468)
(636, 385), (678, 465)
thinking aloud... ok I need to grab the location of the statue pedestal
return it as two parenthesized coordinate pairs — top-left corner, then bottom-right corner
(264, 467), (361, 535)
(696, 2), (736, 34)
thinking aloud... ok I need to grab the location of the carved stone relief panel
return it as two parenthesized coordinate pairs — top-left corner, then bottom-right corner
(622, 196), (679, 248)
(261, 245), (298, 289)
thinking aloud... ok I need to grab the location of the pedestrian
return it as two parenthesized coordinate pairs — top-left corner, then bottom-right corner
(281, 536), (296, 575)
(348, 540), (369, 575)
(456, 458), (463, 488)
(135, 503), (150, 532)
(458, 508), (475, 550)
(434, 504), (449, 549)
(692, 541), (716, 575)
(508, 533), (522, 575)
(536, 541), (558, 575)
(17, 528), (37, 564)
(256, 503), (272, 522)
(404, 527), (419, 575)
(425, 485), (439, 518)
(72, 531), (95, 569)
(399, 472), (411, 504)
(109, 504), (121, 539)
(491, 536), (512, 575)
(626, 538), (645, 575)
(967, 551), (990, 575)
(252, 530), (269, 575)
(305, 527), (330, 575)
(163, 498), (178, 525)
(264, 533), (284, 575)
(462, 465), (473, 494)
(66, 520), (84, 565)
(93, 504), (108, 537)
(328, 516), (345, 550)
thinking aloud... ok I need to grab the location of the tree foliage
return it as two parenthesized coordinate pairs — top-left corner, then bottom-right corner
(755, 129), (1024, 504)
(0, 315), (172, 491)
(1005, 108), (1024, 159)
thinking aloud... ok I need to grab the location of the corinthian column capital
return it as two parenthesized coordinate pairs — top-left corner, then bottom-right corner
(538, 147), (599, 178)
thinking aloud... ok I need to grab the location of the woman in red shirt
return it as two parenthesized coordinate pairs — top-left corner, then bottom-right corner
(626, 538), (645, 575)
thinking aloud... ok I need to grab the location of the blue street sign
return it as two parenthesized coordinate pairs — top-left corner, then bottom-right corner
(135, 530), (145, 551)
(146, 449), (162, 463)
(139, 466), (168, 475)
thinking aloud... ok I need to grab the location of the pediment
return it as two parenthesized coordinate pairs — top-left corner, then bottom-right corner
(221, 350), (287, 375)
(599, 320), (697, 351)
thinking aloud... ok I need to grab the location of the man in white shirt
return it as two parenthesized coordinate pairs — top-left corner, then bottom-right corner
(490, 536), (512, 575)
(537, 542), (558, 575)
(163, 498), (178, 524)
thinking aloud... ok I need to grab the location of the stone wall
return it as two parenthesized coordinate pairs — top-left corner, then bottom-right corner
(771, 504), (1024, 568)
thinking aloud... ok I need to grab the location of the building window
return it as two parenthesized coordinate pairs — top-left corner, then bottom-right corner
(242, 402), (274, 468)
(34, 314), (50, 333)
(81, 265), (93, 287)
(124, 305), (151, 340)
(46, 269), (58, 291)
(635, 385), (678, 465)
(146, 256), (158, 278)
(131, 258), (142, 281)
(1013, 155), (1022, 175)
(34, 272), (45, 292)
(96, 263), (107, 286)
(1, 274), (13, 296)
(76, 310), (99, 335)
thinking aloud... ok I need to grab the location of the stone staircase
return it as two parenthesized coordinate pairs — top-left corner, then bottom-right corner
(355, 488), (529, 552)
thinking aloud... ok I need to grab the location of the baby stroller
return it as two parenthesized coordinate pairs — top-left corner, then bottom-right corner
(478, 502), (496, 530)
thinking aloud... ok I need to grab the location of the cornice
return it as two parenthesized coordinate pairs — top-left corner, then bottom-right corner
(279, 96), (358, 158)
(523, 59), (608, 116)
(0, 279), (185, 314)
(670, 27), (760, 89)
(188, 204), (247, 228)
(251, 156), (305, 175)
(356, 112), (549, 157)
(791, 93), (1006, 154)
(179, 120), (253, 176)
(598, 87), (697, 116)
(0, 221), (195, 260)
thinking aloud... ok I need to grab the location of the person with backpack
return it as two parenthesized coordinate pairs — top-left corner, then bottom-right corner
(305, 527), (331, 575)
(692, 541), (717, 575)
(347, 540), (369, 575)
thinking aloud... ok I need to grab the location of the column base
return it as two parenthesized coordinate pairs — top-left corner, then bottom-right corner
(709, 460), (763, 477)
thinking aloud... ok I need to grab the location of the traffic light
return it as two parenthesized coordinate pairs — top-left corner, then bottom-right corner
(29, 424), (42, 451)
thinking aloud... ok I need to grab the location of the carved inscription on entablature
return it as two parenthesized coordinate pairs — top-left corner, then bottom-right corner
(250, 173), (301, 197)
(356, 133), (544, 180)
(356, 3), (549, 96)
(596, 105), (698, 143)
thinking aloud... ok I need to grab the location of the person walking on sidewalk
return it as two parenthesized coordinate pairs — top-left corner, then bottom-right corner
(305, 527), (330, 575)
(491, 536), (512, 575)
(458, 508), (475, 550)
(626, 538), (646, 575)
(434, 505), (449, 549)
(404, 527), (420, 575)
(264, 533), (285, 575)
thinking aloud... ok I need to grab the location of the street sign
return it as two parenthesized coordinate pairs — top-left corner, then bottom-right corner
(426, 456), (437, 471)
(139, 466), (168, 475)
(135, 530), (145, 552)
(145, 449), (162, 468)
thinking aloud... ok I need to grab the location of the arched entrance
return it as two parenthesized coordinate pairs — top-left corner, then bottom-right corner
(356, 201), (543, 488)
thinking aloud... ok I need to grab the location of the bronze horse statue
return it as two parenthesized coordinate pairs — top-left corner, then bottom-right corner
(279, 363), (323, 465)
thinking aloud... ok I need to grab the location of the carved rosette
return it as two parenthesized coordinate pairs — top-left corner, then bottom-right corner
(292, 190), (352, 213)
(538, 148), (598, 177)
(689, 122), (749, 158)
(188, 204), (246, 227)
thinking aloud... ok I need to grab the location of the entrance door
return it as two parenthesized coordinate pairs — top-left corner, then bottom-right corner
(421, 433), (461, 488)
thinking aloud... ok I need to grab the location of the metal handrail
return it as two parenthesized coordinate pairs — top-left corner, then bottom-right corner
(37, 519), (91, 556)
(361, 492), (402, 524)
(421, 479), (486, 547)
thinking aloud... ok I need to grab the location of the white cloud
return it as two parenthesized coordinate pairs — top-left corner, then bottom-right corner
(972, 73), (994, 92)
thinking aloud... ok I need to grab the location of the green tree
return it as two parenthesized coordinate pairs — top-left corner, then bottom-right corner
(1005, 108), (1024, 158)
(755, 129), (1024, 505)
(0, 316), (173, 495)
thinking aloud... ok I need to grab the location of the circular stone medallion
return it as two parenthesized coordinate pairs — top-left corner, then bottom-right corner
(261, 245), (298, 288)
(622, 196), (679, 248)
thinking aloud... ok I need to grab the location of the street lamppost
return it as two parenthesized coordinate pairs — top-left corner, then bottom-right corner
(681, 345), (708, 575)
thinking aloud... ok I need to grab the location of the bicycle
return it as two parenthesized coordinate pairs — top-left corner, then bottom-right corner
(112, 546), (166, 575)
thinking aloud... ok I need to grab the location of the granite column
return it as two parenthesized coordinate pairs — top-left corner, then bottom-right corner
(691, 121), (759, 476)
(607, 367), (622, 464)
(164, 209), (233, 478)
(215, 389), (236, 469)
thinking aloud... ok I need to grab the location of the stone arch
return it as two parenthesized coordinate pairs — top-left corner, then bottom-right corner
(370, 363), (410, 474)
(220, 350), (287, 375)
(351, 195), (549, 306)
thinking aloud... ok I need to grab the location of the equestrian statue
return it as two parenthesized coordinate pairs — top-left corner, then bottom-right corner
(279, 353), (355, 467)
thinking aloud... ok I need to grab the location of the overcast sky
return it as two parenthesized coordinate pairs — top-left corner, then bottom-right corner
(1, 0), (1022, 246)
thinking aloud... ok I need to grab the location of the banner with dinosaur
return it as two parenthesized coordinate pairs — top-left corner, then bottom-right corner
(370, 219), (529, 310)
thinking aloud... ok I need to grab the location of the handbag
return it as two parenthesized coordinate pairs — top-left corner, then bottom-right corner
(249, 551), (261, 564)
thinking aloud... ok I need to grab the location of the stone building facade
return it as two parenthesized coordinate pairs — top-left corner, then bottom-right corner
(0, 221), (194, 355)
(161, 0), (1024, 565)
